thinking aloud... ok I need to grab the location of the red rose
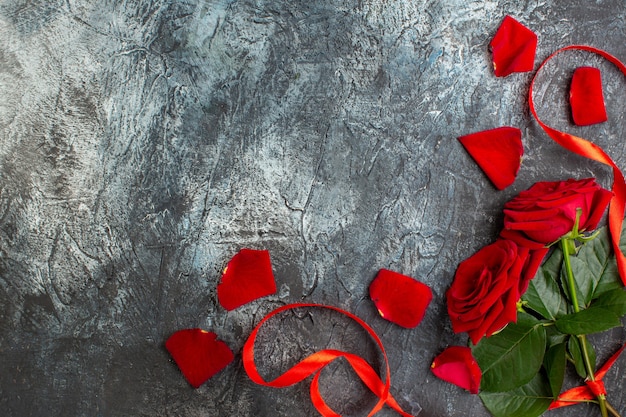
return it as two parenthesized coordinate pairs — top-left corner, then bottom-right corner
(501, 178), (612, 249)
(447, 240), (539, 345)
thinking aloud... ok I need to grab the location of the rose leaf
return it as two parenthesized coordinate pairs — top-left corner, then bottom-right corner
(570, 67), (608, 126)
(560, 256), (594, 308)
(543, 343), (566, 398)
(369, 269), (432, 328)
(458, 126), (523, 190)
(567, 335), (596, 380)
(522, 260), (568, 321)
(555, 306), (621, 335)
(472, 313), (546, 393)
(165, 329), (234, 388)
(479, 373), (553, 417)
(217, 248), (277, 311)
(592, 288), (626, 317)
(490, 15), (538, 77)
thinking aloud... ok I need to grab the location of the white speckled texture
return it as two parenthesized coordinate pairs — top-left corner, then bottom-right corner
(1, 1), (625, 415)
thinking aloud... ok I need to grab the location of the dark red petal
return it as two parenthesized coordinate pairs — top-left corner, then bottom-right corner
(369, 269), (432, 328)
(490, 15), (538, 77)
(570, 67), (607, 126)
(458, 127), (523, 190)
(165, 329), (234, 388)
(217, 249), (277, 311)
(431, 346), (482, 394)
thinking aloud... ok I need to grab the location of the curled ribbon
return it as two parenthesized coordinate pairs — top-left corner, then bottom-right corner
(242, 303), (416, 417)
(549, 342), (625, 408)
(529, 45), (626, 285)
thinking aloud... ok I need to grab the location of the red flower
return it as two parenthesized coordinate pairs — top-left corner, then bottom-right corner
(431, 346), (482, 394)
(570, 66), (608, 126)
(369, 269), (432, 328)
(447, 240), (538, 344)
(165, 329), (234, 388)
(501, 178), (612, 249)
(490, 16), (538, 77)
(217, 249), (277, 311)
(458, 127), (523, 190)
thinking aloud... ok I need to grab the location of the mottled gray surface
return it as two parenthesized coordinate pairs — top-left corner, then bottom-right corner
(1, 1), (625, 416)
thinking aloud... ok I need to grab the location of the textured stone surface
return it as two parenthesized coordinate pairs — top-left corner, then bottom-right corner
(1, 1), (625, 416)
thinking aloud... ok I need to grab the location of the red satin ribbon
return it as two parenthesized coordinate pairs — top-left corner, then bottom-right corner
(242, 303), (416, 417)
(529, 45), (626, 285)
(550, 342), (626, 408)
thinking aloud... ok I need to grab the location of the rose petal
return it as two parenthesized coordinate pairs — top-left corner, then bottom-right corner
(490, 16), (538, 77)
(369, 269), (432, 328)
(570, 66), (608, 126)
(217, 248), (277, 311)
(165, 329), (234, 388)
(458, 127), (523, 190)
(431, 346), (482, 394)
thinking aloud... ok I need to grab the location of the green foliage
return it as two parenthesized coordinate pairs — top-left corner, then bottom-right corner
(475, 225), (626, 417)
(479, 373), (553, 417)
(472, 313), (546, 393)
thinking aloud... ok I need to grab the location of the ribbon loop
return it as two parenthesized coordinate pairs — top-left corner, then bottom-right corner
(242, 303), (416, 417)
(529, 45), (626, 286)
(585, 380), (607, 397)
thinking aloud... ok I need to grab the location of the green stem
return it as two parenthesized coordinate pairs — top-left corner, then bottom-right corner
(561, 238), (608, 417)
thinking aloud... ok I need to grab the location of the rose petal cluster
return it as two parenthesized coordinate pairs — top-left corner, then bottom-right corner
(501, 178), (612, 249)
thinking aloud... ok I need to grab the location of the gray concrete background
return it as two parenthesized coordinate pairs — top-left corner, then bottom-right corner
(1, 1), (625, 416)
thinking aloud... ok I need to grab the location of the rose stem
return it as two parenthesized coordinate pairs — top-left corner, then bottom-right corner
(561, 237), (608, 417)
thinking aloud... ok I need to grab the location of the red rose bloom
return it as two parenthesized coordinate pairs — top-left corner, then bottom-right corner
(447, 240), (539, 345)
(501, 178), (612, 249)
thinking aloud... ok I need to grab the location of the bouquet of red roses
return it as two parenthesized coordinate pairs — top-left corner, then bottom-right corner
(434, 178), (626, 417)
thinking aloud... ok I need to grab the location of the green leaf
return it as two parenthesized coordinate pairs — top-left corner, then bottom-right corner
(554, 306), (621, 335)
(479, 373), (553, 417)
(576, 226), (622, 299)
(592, 288), (626, 317)
(472, 314), (546, 392)
(543, 343), (566, 397)
(568, 335), (596, 379)
(523, 265), (567, 320)
(561, 256), (594, 308)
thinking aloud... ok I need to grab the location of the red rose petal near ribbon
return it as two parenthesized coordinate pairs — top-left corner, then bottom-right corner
(549, 342), (625, 409)
(570, 66), (608, 126)
(529, 45), (626, 286)
(431, 346), (482, 394)
(243, 303), (416, 417)
(217, 248), (277, 311)
(165, 329), (234, 388)
(490, 16), (538, 77)
(369, 269), (432, 328)
(458, 127), (523, 190)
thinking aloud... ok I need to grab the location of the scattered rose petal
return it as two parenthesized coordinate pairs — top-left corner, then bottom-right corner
(431, 346), (482, 394)
(165, 329), (234, 388)
(369, 269), (432, 328)
(458, 126), (523, 190)
(217, 248), (277, 311)
(570, 66), (608, 126)
(490, 15), (538, 77)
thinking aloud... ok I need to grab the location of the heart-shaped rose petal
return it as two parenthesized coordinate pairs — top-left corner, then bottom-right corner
(458, 126), (523, 190)
(217, 249), (277, 311)
(570, 66), (607, 126)
(369, 269), (432, 328)
(490, 15), (537, 77)
(165, 329), (234, 388)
